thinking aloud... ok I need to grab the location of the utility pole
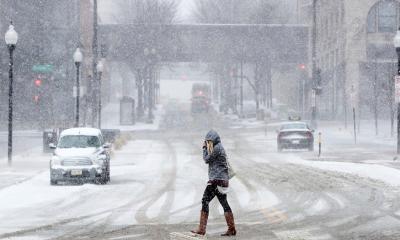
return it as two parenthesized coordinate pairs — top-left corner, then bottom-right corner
(373, 58), (378, 136)
(92, 0), (99, 127)
(240, 43), (244, 117)
(311, 0), (318, 129)
(351, 85), (357, 144)
(136, 69), (144, 119)
(394, 28), (400, 154)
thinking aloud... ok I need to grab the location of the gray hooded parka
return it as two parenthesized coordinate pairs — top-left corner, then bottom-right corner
(203, 130), (229, 182)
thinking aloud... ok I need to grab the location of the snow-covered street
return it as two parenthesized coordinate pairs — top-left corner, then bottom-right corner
(1, 102), (400, 240)
(3, 0), (400, 239)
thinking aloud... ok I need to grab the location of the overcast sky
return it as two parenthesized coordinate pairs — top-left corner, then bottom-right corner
(178, 0), (195, 22)
(99, 0), (195, 24)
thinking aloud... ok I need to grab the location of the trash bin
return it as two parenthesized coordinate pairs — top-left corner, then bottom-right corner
(43, 129), (57, 153)
(256, 109), (265, 121)
(101, 129), (121, 143)
(120, 96), (135, 125)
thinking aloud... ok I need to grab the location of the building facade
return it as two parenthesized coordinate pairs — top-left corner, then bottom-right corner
(0, 0), (100, 129)
(300, 0), (399, 121)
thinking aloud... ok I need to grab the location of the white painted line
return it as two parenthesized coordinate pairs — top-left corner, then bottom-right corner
(170, 232), (205, 240)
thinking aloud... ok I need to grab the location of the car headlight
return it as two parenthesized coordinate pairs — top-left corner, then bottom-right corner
(96, 154), (107, 165)
(51, 156), (61, 166)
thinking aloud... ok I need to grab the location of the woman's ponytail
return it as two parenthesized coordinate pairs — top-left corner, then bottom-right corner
(206, 140), (214, 155)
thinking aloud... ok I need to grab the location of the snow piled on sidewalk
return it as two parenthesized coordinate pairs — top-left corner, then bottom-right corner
(287, 157), (400, 187)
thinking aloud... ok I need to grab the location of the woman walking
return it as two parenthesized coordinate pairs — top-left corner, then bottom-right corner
(191, 130), (236, 236)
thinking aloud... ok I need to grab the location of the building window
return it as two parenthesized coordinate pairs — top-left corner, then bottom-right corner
(367, 0), (400, 33)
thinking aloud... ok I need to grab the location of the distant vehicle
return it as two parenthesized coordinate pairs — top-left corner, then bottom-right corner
(191, 83), (210, 113)
(241, 101), (257, 118)
(49, 128), (111, 185)
(277, 121), (314, 152)
(271, 103), (299, 121)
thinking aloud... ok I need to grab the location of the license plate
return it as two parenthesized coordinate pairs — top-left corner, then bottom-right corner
(292, 140), (300, 144)
(71, 169), (82, 176)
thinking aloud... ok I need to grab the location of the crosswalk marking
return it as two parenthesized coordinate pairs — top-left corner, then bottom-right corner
(170, 232), (206, 240)
(274, 229), (333, 240)
(261, 207), (288, 224)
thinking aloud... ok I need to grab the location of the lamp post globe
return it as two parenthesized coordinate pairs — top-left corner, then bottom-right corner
(73, 47), (83, 64)
(393, 28), (400, 48)
(5, 23), (18, 46)
(96, 59), (104, 73)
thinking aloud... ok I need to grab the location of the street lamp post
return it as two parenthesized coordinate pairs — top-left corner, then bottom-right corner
(73, 47), (83, 127)
(5, 22), (18, 166)
(311, 69), (322, 129)
(96, 59), (104, 129)
(350, 85), (357, 144)
(144, 48), (150, 112)
(144, 48), (157, 123)
(393, 28), (400, 153)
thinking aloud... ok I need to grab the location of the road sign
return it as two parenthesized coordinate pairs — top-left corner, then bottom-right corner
(73, 86), (86, 97)
(311, 89), (316, 107)
(395, 76), (400, 103)
(32, 64), (53, 73)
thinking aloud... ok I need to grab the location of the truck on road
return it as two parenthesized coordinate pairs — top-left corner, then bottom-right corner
(191, 83), (211, 114)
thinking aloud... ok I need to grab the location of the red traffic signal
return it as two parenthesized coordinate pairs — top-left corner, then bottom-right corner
(34, 79), (42, 87)
(299, 64), (306, 70)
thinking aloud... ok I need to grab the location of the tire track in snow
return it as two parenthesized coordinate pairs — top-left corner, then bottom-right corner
(230, 131), (400, 238)
(134, 137), (177, 224)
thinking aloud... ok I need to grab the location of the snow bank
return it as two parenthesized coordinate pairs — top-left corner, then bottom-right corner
(288, 158), (400, 187)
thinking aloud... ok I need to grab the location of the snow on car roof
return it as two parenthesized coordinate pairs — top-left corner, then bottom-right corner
(280, 122), (309, 131)
(60, 128), (101, 137)
(280, 121), (307, 126)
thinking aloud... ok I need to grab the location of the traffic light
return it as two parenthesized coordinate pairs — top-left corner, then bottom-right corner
(33, 77), (42, 104)
(299, 64), (306, 70)
(34, 79), (42, 87)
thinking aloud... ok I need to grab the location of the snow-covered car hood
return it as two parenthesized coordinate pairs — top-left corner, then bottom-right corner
(54, 148), (99, 158)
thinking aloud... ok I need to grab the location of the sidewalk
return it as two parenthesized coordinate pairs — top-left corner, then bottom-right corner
(0, 146), (50, 190)
(316, 119), (396, 147)
(0, 130), (42, 137)
(101, 102), (164, 132)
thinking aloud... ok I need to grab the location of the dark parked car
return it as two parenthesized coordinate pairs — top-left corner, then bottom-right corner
(277, 122), (314, 152)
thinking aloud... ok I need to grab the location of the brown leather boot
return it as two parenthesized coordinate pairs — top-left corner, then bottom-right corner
(221, 212), (236, 236)
(191, 211), (208, 235)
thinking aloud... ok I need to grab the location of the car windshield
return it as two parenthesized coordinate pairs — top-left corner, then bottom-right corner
(58, 135), (101, 148)
(281, 123), (308, 130)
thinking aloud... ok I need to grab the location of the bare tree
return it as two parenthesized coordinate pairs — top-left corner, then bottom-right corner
(112, 0), (178, 119)
(192, 0), (280, 117)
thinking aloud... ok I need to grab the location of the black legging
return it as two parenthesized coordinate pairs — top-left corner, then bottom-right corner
(201, 183), (232, 213)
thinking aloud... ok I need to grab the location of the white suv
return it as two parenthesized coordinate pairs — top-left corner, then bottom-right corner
(49, 128), (110, 185)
